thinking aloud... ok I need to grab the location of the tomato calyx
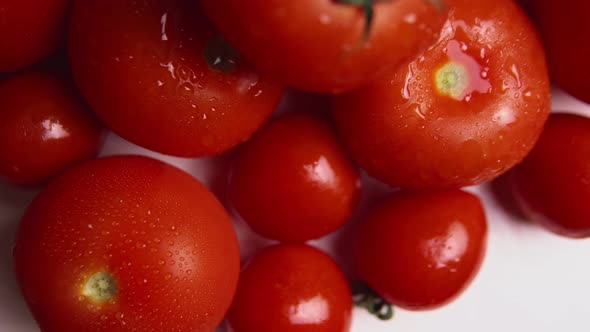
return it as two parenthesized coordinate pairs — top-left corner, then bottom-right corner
(336, 0), (446, 42)
(203, 35), (240, 73)
(336, 0), (390, 42)
(352, 281), (394, 320)
(82, 271), (117, 303)
(425, 0), (447, 12)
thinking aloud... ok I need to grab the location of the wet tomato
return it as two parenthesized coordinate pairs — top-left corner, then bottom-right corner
(0, 0), (69, 72)
(0, 70), (102, 185)
(228, 244), (352, 332)
(69, 0), (284, 157)
(332, 0), (550, 189)
(13, 155), (240, 332)
(229, 112), (361, 243)
(201, 0), (446, 93)
(529, 0), (590, 103)
(354, 190), (487, 310)
(512, 114), (590, 238)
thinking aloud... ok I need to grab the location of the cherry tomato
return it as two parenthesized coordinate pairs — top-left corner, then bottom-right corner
(13, 155), (240, 332)
(69, 0), (284, 157)
(332, 0), (550, 189)
(228, 244), (352, 332)
(229, 112), (361, 243)
(201, 0), (446, 93)
(0, 70), (103, 185)
(530, 0), (590, 103)
(0, 0), (69, 72)
(354, 190), (487, 310)
(512, 114), (590, 238)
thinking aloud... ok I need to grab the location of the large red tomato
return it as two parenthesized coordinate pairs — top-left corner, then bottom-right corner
(13, 155), (240, 332)
(201, 0), (446, 93)
(512, 114), (590, 238)
(229, 112), (361, 243)
(332, 0), (550, 189)
(228, 244), (352, 332)
(69, 0), (284, 157)
(354, 190), (487, 310)
(0, 0), (69, 72)
(529, 0), (590, 103)
(0, 70), (103, 185)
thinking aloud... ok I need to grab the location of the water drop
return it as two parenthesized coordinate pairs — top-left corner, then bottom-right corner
(319, 14), (332, 25)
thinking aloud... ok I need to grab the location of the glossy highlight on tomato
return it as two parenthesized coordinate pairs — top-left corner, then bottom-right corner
(354, 190), (487, 310)
(0, 70), (103, 185)
(0, 0), (69, 72)
(13, 155), (240, 332)
(332, 0), (550, 189)
(530, 0), (590, 103)
(69, 0), (284, 157)
(201, 0), (446, 93)
(228, 244), (352, 332)
(512, 114), (590, 238)
(229, 112), (361, 243)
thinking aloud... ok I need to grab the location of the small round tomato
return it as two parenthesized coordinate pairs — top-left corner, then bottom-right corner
(201, 0), (446, 93)
(354, 190), (487, 310)
(512, 114), (590, 238)
(229, 112), (361, 243)
(13, 155), (240, 332)
(0, 0), (69, 72)
(0, 70), (103, 185)
(332, 0), (550, 189)
(69, 0), (284, 157)
(228, 244), (352, 332)
(530, 0), (590, 103)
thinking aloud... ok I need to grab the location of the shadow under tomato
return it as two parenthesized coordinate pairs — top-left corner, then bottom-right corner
(315, 172), (394, 281)
(0, 181), (40, 329)
(278, 89), (330, 114)
(201, 152), (235, 207)
(488, 171), (528, 222)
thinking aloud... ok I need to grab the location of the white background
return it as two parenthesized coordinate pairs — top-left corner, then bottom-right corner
(1, 88), (589, 332)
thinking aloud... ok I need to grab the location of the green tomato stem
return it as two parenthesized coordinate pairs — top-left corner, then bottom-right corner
(352, 281), (395, 321)
(203, 35), (240, 73)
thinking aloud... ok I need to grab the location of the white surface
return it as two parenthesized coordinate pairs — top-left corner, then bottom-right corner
(0, 89), (589, 332)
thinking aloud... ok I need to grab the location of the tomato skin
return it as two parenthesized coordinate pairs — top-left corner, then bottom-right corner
(228, 244), (352, 332)
(13, 155), (240, 332)
(530, 0), (590, 103)
(229, 112), (361, 243)
(512, 114), (590, 238)
(0, 0), (69, 72)
(354, 190), (487, 310)
(201, 0), (446, 93)
(0, 70), (102, 185)
(332, 0), (550, 189)
(69, 0), (284, 157)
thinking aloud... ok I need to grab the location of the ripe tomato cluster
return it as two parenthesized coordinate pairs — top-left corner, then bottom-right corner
(1, 0), (588, 332)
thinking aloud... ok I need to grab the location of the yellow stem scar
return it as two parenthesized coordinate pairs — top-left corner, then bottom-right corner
(82, 271), (117, 302)
(434, 61), (469, 100)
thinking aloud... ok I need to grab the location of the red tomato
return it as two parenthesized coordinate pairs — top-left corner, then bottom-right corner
(0, 0), (69, 72)
(0, 70), (103, 185)
(69, 0), (284, 157)
(354, 190), (487, 310)
(229, 112), (361, 243)
(332, 0), (550, 189)
(201, 0), (446, 93)
(228, 244), (352, 332)
(530, 0), (590, 103)
(512, 114), (590, 238)
(13, 155), (240, 332)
